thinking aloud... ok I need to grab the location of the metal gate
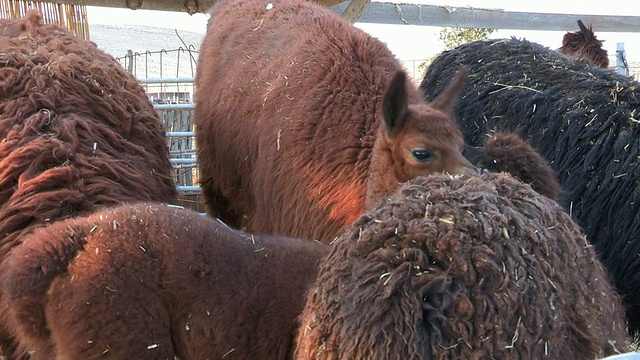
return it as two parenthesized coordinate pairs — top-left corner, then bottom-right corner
(140, 77), (203, 212)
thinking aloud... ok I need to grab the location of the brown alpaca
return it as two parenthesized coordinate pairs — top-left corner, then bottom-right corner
(463, 133), (561, 200)
(0, 12), (177, 359)
(559, 20), (609, 67)
(295, 173), (628, 359)
(195, 0), (475, 242)
(0, 202), (328, 360)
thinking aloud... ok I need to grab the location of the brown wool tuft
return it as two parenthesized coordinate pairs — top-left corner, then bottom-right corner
(295, 173), (628, 359)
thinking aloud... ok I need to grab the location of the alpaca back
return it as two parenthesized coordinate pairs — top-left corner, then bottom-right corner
(0, 11), (177, 259)
(295, 173), (627, 359)
(1, 202), (329, 359)
(196, 0), (402, 238)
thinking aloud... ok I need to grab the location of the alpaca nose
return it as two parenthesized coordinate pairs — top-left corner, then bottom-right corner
(460, 163), (481, 176)
(456, 156), (481, 176)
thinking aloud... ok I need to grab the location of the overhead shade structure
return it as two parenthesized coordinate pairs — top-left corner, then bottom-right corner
(0, 0), (89, 39)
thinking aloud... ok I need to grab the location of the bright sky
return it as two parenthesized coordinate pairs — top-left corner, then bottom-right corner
(86, 0), (640, 61)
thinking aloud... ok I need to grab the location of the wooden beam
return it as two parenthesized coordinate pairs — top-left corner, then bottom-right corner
(319, 0), (346, 7)
(53, 0), (346, 13)
(330, 3), (640, 33)
(53, 0), (208, 13)
(31, 0), (640, 32)
(340, 0), (370, 24)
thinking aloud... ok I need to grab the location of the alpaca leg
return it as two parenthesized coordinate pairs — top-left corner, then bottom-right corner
(25, 340), (55, 360)
(0, 307), (22, 360)
(0, 335), (18, 360)
(200, 176), (244, 228)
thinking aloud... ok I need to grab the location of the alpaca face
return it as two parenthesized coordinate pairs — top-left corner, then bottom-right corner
(383, 68), (475, 181)
(366, 69), (477, 209)
(384, 103), (472, 183)
(559, 20), (608, 67)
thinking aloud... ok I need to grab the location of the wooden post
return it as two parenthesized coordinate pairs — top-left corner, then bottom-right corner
(341, 0), (370, 24)
(616, 43), (629, 76)
(126, 49), (134, 73)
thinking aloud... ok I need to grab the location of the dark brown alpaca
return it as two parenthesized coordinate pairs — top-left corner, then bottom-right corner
(195, 0), (475, 242)
(295, 173), (628, 359)
(0, 202), (328, 360)
(463, 132), (561, 200)
(0, 12), (177, 359)
(559, 20), (609, 67)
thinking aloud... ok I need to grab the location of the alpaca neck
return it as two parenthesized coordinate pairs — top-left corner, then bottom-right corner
(365, 140), (399, 211)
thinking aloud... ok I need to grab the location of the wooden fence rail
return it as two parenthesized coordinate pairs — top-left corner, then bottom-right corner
(42, 0), (640, 34)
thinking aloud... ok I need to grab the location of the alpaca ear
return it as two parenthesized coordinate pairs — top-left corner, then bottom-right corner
(382, 70), (409, 139)
(577, 20), (588, 32)
(430, 66), (467, 114)
(577, 20), (593, 41)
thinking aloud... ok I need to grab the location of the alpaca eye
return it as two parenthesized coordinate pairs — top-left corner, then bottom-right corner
(411, 148), (435, 163)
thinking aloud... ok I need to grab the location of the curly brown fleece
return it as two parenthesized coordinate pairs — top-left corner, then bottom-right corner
(0, 11), (176, 358)
(294, 173), (627, 360)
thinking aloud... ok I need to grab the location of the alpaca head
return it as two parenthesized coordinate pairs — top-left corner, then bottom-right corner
(559, 20), (609, 67)
(366, 68), (477, 209)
